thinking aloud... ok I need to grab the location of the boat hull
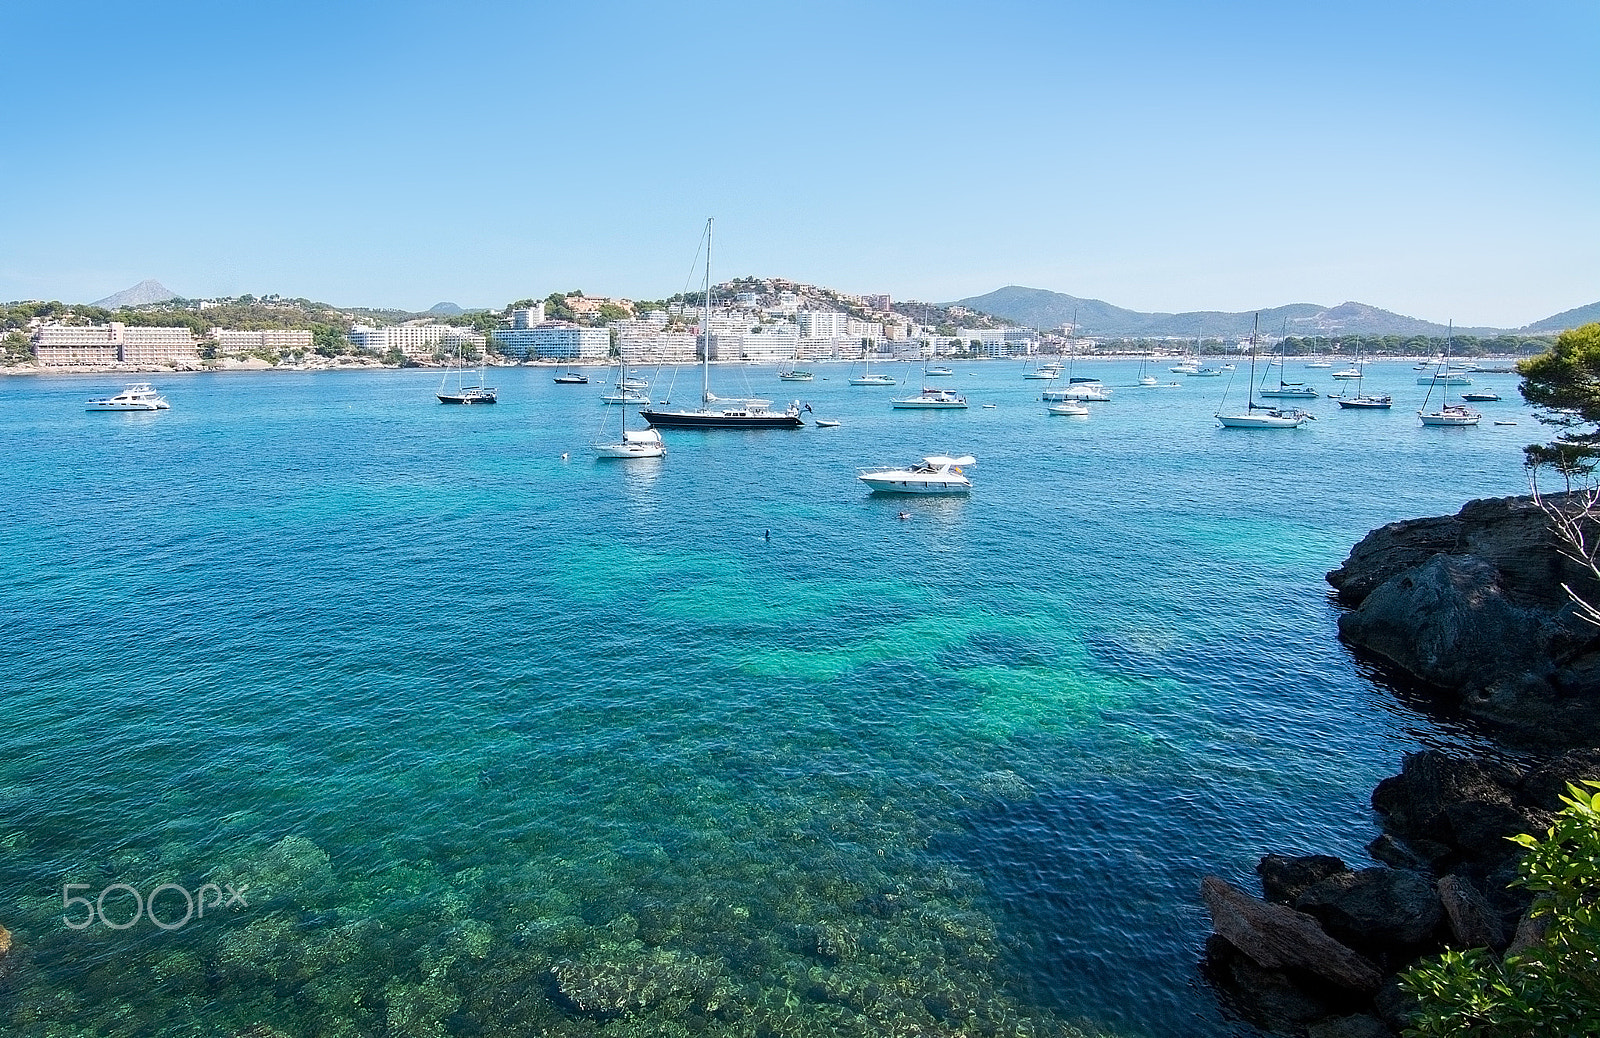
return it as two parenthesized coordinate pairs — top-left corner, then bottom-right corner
(858, 477), (970, 494)
(1419, 413), (1481, 426)
(593, 443), (665, 459)
(849, 377), (896, 386)
(1215, 413), (1309, 428)
(438, 392), (497, 404)
(1336, 397), (1392, 409)
(639, 409), (804, 429)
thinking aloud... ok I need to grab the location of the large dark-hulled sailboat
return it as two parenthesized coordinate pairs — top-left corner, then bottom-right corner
(639, 219), (806, 430)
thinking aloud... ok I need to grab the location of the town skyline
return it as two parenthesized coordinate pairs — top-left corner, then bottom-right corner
(3, 1), (1595, 329)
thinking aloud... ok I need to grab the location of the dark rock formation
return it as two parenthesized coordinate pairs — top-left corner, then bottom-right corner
(1204, 935), (1352, 1033)
(1437, 874), (1507, 950)
(1326, 494), (1600, 747)
(1307, 1013), (1395, 1038)
(1293, 868), (1443, 954)
(1201, 876), (1383, 993)
(1257, 854), (1350, 905)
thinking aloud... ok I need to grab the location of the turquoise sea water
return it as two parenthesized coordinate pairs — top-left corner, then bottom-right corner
(0, 360), (1539, 1037)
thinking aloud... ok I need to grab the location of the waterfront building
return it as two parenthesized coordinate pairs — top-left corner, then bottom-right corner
(213, 329), (314, 355)
(33, 322), (199, 367)
(349, 323), (487, 362)
(492, 322), (609, 362)
(614, 316), (696, 364)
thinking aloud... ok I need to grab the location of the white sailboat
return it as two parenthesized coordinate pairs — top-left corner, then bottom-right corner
(1257, 335), (1317, 400)
(1335, 344), (1391, 409)
(1215, 315), (1313, 429)
(1418, 323), (1480, 427)
(593, 351), (665, 459)
(849, 348), (896, 385)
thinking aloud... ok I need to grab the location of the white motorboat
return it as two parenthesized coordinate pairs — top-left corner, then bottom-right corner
(1416, 371), (1473, 386)
(1168, 362), (1200, 374)
(858, 454), (975, 495)
(778, 368), (814, 381)
(1047, 400), (1090, 416)
(891, 387), (968, 409)
(1330, 368), (1364, 380)
(924, 366), (955, 377)
(86, 383), (170, 411)
(601, 387), (652, 404)
(1043, 383), (1112, 402)
(1023, 361), (1061, 380)
(1189, 367), (1224, 377)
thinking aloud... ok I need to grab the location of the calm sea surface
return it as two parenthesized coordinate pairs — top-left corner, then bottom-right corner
(0, 359), (1539, 1037)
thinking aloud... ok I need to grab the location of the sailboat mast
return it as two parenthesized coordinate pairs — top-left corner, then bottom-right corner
(1248, 313), (1259, 409)
(702, 218), (713, 406)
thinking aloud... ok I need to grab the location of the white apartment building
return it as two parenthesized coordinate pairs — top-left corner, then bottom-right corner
(33, 322), (199, 366)
(349, 323), (487, 361)
(796, 310), (849, 339)
(510, 304), (545, 328)
(613, 317), (696, 364)
(490, 322), (610, 362)
(212, 328), (313, 355)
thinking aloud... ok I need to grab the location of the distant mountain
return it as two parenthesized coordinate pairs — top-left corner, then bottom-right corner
(428, 302), (465, 316)
(1523, 302), (1600, 334)
(953, 286), (1508, 339)
(94, 279), (177, 309)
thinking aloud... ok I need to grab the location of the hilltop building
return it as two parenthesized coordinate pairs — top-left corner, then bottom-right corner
(613, 315), (696, 364)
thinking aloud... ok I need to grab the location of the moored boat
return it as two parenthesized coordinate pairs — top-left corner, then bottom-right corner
(858, 454), (975, 494)
(86, 383), (170, 411)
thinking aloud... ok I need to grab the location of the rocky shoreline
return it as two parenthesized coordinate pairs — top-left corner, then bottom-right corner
(1203, 494), (1600, 1036)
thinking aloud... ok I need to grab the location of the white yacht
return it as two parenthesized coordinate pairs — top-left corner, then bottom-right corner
(858, 454), (975, 495)
(1043, 381), (1112, 402)
(86, 383), (170, 411)
(890, 387), (968, 409)
(1047, 400), (1090, 416)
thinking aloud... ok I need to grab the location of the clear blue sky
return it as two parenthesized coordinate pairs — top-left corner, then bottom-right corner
(3, 0), (1595, 327)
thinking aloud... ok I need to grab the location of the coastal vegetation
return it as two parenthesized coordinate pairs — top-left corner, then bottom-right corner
(1518, 322), (1600, 475)
(1401, 782), (1600, 1038)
